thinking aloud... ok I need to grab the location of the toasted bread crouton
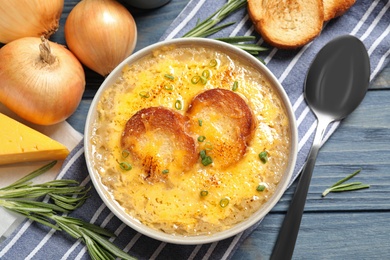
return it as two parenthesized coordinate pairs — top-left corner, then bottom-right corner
(323, 0), (356, 21)
(247, 0), (324, 49)
(187, 89), (256, 169)
(121, 107), (197, 182)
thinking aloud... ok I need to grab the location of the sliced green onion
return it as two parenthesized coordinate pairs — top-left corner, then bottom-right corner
(175, 100), (182, 110)
(197, 136), (206, 142)
(256, 184), (266, 192)
(219, 198), (229, 208)
(201, 155), (213, 166)
(164, 84), (174, 91)
(202, 70), (211, 79)
(139, 91), (150, 98)
(200, 76), (208, 85)
(209, 59), (218, 67)
(164, 74), (174, 80)
(121, 150), (130, 158)
(259, 151), (268, 164)
(198, 119), (203, 126)
(205, 141), (213, 151)
(118, 162), (132, 171)
(200, 150), (207, 159)
(162, 169), (169, 174)
(200, 190), (209, 197)
(191, 75), (200, 84)
(232, 81), (238, 91)
(199, 149), (213, 166)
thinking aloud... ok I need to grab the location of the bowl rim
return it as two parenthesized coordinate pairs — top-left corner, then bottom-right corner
(84, 37), (298, 245)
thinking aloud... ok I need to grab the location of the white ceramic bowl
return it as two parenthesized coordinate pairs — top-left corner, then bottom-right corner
(84, 38), (298, 245)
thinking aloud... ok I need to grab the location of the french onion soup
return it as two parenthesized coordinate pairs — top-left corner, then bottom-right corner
(89, 44), (291, 236)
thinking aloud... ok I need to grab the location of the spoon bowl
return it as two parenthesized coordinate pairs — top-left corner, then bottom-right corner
(305, 35), (370, 119)
(271, 35), (370, 259)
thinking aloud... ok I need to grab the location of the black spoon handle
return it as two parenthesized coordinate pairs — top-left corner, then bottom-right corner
(270, 118), (330, 260)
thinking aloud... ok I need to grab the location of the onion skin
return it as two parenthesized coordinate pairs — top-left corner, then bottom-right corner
(0, 37), (85, 125)
(0, 0), (64, 44)
(65, 0), (137, 77)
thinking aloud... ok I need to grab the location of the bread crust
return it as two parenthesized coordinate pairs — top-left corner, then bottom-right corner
(323, 0), (356, 21)
(121, 107), (197, 182)
(248, 0), (324, 49)
(187, 88), (256, 169)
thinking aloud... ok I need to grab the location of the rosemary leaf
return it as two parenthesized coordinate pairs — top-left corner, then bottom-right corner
(62, 216), (116, 237)
(0, 161), (57, 191)
(39, 179), (80, 187)
(230, 43), (268, 52)
(0, 157), (135, 259)
(83, 234), (115, 260)
(80, 227), (136, 260)
(322, 169), (370, 197)
(55, 219), (83, 240)
(215, 36), (256, 43)
(24, 214), (60, 231)
(330, 183), (370, 192)
(182, 0), (266, 56)
(3, 200), (59, 213)
(195, 22), (236, 38)
(331, 169), (362, 187)
(182, 0), (246, 38)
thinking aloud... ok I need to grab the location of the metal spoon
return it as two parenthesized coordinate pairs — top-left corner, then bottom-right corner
(271, 35), (370, 260)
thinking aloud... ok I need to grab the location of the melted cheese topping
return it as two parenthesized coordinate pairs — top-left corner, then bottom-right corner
(91, 45), (291, 235)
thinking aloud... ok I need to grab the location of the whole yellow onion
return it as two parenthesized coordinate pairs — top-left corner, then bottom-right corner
(65, 0), (137, 77)
(0, 0), (64, 44)
(0, 37), (85, 125)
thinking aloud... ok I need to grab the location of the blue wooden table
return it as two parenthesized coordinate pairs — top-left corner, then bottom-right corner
(58, 1), (390, 259)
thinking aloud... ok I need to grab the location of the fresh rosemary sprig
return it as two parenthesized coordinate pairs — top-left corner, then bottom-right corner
(182, 0), (267, 55)
(322, 169), (370, 197)
(0, 161), (135, 260)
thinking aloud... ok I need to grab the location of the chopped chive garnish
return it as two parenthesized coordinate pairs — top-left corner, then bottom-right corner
(197, 136), (206, 142)
(175, 100), (182, 110)
(122, 150), (130, 158)
(118, 162), (132, 171)
(209, 59), (218, 67)
(232, 81), (238, 91)
(164, 74), (174, 80)
(200, 190), (209, 197)
(162, 169), (169, 174)
(198, 119), (203, 126)
(219, 198), (229, 208)
(259, 151), (268, 164)
(256, 184), (266, 192)
(139, 91), (150, 98)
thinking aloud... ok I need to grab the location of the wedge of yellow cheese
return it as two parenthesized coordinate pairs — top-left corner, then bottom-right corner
(0, 113), (69, 165)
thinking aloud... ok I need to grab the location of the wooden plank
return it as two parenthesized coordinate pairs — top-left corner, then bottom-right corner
(233, 212), (390, 259)
(268, 90), (390, 212)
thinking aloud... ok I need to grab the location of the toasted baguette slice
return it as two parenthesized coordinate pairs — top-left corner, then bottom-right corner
(248, 0), (324, 49)
(323, 0), (356, 21)
(187, 89), (256, 169)
(121, 107), (197, 183)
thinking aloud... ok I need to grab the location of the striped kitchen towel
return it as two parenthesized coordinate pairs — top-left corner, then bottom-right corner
(0, 0), (389, 259)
